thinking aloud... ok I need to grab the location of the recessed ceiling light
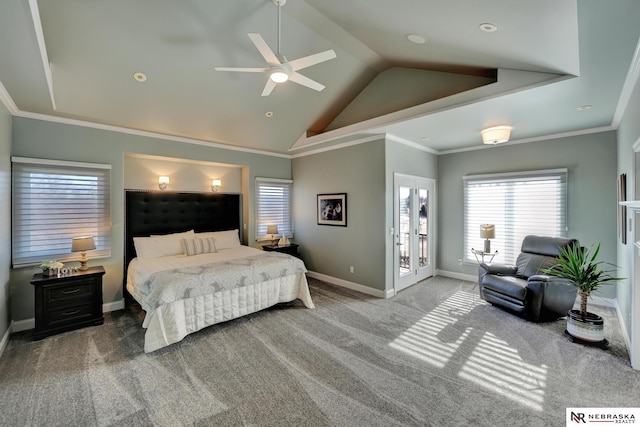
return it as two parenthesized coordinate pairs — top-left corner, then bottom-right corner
(406, 34), (427, 44)
(265, 111), (273, 118)
(420, 136), (430, 142)
(576, 104), (592, 111)
(133, 72), (147, 82)
(479, 23), (498, 33)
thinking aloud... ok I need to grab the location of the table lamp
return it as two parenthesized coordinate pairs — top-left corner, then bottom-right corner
(266, 225), (279, 245)
(72, 236), (96, 270)
(480, 224), (495, 253)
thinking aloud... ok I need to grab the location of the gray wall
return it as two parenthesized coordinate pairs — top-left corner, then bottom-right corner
(0, 102), (10, 342)
(292, 139), (387, 291)
(292, 137), (438, 294)
(10, 117), (291, 322)
(617, 78), (640, 338)
(438, 131), (619, 298)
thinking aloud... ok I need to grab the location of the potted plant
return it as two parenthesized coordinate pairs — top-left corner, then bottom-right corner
(39, 260), (64, 276)
(543, 243), (623, 346)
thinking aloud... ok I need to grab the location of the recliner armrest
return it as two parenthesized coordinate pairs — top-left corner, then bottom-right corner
(479, 263), (517, 276)
(528, 274), (573, 285)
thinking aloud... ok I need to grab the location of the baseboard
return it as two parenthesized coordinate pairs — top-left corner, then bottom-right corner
(306, 271), (386, 298)
(436, 269), (476, 283)
(104, 299), (125, 312)
(12, 318), (34, 333)
(0, 324), (10, 358)
(611, 298), (633, 356)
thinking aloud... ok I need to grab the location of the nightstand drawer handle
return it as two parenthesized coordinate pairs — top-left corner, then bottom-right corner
(62, 288), (81, 295)
(61, 309), (80, 316)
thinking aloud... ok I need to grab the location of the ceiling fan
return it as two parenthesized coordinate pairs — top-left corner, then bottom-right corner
(214, 0), (336, 96)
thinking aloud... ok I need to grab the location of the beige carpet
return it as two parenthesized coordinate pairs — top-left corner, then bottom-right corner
(0, 276), (638, 426)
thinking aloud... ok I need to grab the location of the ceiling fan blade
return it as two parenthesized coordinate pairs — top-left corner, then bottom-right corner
(289, 72), (325, 92)
(214, 67), (268, 73)
(261, 79), (277, 97)
(247, 33), (281, 65)
(288, 50), (336, 71)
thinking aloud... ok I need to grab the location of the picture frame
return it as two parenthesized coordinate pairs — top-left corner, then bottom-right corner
(317, 193), (347, 226)
(618, 173), (627, 244)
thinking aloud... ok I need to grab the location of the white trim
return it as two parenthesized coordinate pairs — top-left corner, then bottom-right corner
(12, 318), (35, 333)
(14, 110), (291, 159)
(464, 167), (568, 181)
(255, 177), (293, 184)
(612, 297), (633, 360)
(289, 134), (384, 158)
(103, 299), (124, 313)
(306, 271), (386, 298)
(0, 81), (18, 114)
(435, 269), (476, 283)
(11, 156), (112, 170)
(28, 0), (56, 110)
(0, 325), (10, 359)
(613, 34), (640, 128)
(386, 134), (439, 155)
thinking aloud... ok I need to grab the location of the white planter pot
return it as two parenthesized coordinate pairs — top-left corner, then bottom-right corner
(566, 309), (605, 343)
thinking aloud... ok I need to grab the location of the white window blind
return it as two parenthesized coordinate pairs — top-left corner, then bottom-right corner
(463, 168), (567, 265)
(255, 177), (293, 241)
(12, 157), (112, 267)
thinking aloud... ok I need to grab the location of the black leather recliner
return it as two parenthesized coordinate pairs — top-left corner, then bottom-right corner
(478, 235), (579, 322)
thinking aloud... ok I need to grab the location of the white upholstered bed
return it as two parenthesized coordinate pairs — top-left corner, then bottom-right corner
(124, 191), (314, 352)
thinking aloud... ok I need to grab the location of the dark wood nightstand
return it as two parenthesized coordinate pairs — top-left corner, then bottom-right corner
(262, 243), (299, 257)
(30, 266), (105, 340)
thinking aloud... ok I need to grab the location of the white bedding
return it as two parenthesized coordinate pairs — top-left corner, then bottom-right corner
(127, 246), (314, 352)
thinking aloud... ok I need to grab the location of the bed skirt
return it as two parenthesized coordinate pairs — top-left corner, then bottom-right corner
(128, 273), (313, 353)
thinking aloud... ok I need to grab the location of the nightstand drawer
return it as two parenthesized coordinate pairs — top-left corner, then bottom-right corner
(47, 302), (94, 327)
(45, 280), (95, 304)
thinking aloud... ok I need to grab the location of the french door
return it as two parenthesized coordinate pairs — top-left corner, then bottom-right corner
(394, 174), (435, 292)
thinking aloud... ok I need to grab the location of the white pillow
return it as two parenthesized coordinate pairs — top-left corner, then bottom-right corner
(181, 237), (217, 256)
(196, 229), (240, 250)
(134, 230), (195, 259)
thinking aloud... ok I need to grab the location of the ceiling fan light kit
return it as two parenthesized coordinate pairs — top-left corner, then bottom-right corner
(214, 0), (336, 96)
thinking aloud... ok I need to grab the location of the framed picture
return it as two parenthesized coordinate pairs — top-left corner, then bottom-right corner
(317, 193), (347, 226)
(618, 173), (627, 244)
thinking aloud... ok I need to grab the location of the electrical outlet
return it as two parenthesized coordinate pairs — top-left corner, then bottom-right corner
(349, 266), (354, 274)
(458, 258), (463, 265)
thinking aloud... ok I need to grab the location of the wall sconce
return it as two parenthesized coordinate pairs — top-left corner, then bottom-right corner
(481, 126), (513, 145)
(158, 176), (170, 190)
(480, 224), (495, 253)
(266, 224), (279, 245)
(71, 235), (96, 270)
(211, 179), (221, 192)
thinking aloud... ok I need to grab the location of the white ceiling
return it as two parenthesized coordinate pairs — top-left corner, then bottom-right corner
(1, 0), (639, 156)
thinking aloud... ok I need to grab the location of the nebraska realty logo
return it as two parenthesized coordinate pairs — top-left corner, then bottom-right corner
(567, 408), (638, 425)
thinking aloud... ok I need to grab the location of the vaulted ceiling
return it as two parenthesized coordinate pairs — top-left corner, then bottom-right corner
(1, 0), (639, 156)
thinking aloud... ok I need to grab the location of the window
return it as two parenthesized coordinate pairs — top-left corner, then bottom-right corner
(463, 168), (567, 265)
(12, 157), (111, 267)
(255, 177), (293, 241)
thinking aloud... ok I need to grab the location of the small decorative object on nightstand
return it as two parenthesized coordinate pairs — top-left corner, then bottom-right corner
(30, 265), (105, 340)
(262, 243), (299, 257)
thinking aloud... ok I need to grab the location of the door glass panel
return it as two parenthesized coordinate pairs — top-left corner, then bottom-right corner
(398, 186), (411, 276)
(418, 188), (429, 268)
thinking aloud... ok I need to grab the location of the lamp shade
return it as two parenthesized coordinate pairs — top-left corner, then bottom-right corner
(481, 126), (512, 145)
(480, 224), (495, 239)
(266, 225), (279, 235)
(71, 236), (96, 252)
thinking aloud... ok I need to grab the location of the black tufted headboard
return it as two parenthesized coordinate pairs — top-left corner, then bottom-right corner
(123, 190), (242, 304)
